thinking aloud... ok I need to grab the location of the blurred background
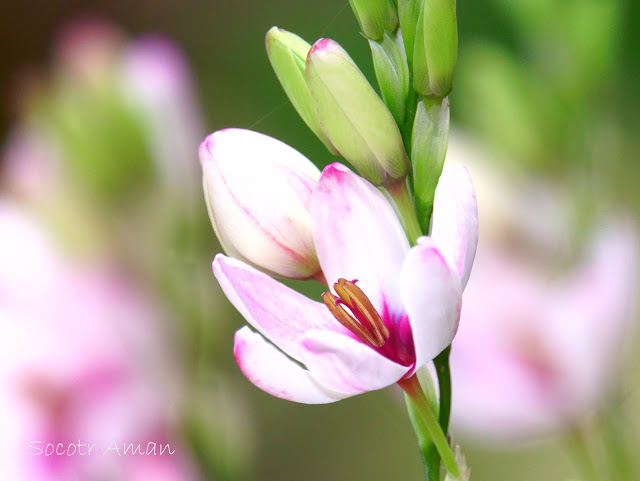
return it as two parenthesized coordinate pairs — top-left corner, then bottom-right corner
(0, 0), (639, 480)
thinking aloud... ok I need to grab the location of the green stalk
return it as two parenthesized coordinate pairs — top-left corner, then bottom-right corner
(434, 346), (452, 433)
(401, 86), (419, 154)
(600, 401), (636, 481)
(405, 393), (441, 480)
(383, 178), (424, 244)
(399, 374), (461, 478)
(565, 426), (601, 481)
(405, 367), (442, 480)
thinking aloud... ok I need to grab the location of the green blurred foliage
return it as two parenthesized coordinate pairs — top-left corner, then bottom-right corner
(38, 75), (154, 205)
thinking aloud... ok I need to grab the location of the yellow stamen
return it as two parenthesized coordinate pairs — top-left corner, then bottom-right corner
(333, 278), (352, 308)
(341, 281), (390, 341)
(321, 279), (389, 348)
(322, 292), (380, 346)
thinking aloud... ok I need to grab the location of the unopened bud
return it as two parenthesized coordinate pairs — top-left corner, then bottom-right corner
(413, 0), (458, 98)
(369, 32), (409, 125)
(265, 27), (338, 154)
(348, 0), (399, 41)
(199, 128), (321, 279)
(411, 97), (450, 232)
(397, 0), (422, 62)
(306, 38), (409, 186)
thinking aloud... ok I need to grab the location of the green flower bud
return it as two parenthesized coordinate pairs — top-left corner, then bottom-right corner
(306, 38), (409, 186)
(398, 0), (422, 64)
(411, 97), (449, 232)
(348, 0), (399, 41)
(369, 32), (409, 125)
(413, 0), (458, 98)
(265, 27), (338, 154)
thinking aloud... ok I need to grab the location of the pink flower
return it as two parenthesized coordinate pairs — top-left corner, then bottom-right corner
(120, 36), (205, 194)
(0, 202), (200, 480)
(54, 17), (123, 85)
(446, 136), (638, 440)
(451, 222), (637, 440)
(213, 160), (478, 403)
(3, 18), (204, 203)
(1, 127), (63, 201)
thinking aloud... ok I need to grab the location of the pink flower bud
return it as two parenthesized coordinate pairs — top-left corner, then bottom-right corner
(200, 129), (321, 279)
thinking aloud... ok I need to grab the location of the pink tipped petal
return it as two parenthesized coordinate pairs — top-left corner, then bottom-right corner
(213, 254), (341, 361)
(431, 165), (478, 289)
(310, 163), (409, 310)
(300, 329), (409, 396)
(400, 237), (463, 367)
(234, 327), (345, 404)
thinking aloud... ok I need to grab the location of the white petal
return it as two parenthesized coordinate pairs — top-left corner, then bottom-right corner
(234, 327), (345, 404)
(431, 165), (478, 289)
(310, 163), (409, 311)
(213, 254), (341, 362)
(400, 237), (462, 368)
(300, 329), (409, 396)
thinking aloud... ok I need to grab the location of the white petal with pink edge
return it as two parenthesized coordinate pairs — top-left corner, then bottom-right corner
(300, 329), (409, 396)
(213, 254), (342, 362)
(400, 237), (462, 368)
(234, 327), (345, 404)
(431, 165), (478, 289)
(310, 163), (409, 312)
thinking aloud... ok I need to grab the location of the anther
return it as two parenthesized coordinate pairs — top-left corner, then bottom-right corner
(322, 278), (389, 348)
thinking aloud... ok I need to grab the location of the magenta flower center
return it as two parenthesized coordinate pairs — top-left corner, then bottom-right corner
(322, 278), (416, 367)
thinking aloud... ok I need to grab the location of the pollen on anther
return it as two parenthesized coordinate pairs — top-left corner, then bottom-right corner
(321, 279), (388, 349)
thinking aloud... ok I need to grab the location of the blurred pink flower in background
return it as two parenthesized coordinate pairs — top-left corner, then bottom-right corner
(0, 201), (200, 480)
(447, 135), (638, 441)
(0, 17), (237, 480)
(2, 127), (62, 202)
(53, 18), (124, 86)
(0, 15), (211, 310)
(120, 35), (205, 196)
(2, 17), (204, 204)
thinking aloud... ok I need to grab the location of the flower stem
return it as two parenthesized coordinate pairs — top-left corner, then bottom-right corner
(383, 178), (423, 245)
(405, 367), (441, 480)
(599, 400), (637, 481)
(399, 374), (461, 478)
(400, 86), (419, 155)
(405, 393), (441, 480)
(565, 425), (601, 481)
(434, 346), (452, 434)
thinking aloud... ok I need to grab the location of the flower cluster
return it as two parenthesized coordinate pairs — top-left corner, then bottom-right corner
(202, 131), (477, 402)
(200, 2), (475, 477)
(199, 1), (477, 408)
